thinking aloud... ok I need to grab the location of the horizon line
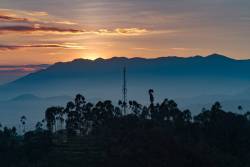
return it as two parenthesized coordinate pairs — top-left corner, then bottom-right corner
(0, 53), (249, 66)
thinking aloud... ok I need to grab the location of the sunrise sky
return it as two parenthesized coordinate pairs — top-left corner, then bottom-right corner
(0, 0), (250, 66)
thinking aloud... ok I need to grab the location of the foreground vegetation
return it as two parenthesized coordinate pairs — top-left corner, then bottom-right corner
(1, 90), (250, 167)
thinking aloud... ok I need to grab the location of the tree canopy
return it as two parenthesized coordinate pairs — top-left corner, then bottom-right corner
(1, 90), (250, 167)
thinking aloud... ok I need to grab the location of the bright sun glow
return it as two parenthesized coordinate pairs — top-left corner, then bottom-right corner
(84, 53), (100, 60)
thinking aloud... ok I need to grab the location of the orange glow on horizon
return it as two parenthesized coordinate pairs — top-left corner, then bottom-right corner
(0, 4), (249, 65)
(82, 53), (100, 60)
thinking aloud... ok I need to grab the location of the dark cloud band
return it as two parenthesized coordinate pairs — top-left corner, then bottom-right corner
(0, 25), (85, 34)
(0, 44), (71, 50)
(0, 15), (30, 22)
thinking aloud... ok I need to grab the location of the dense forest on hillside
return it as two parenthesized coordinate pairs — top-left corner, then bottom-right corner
(1, 90), (250, 167)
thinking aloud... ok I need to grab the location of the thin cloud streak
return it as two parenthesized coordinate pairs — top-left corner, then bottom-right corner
(0, 8), (76, 26)
(0, 25), (154, 36)
(0, 15), (31, 22)
(0, 43), (87, 50)
(0, 13), (78, 25)
(0, 64), (49, 78)
(171, 48), (201, 51)
(0, 8), (49, 16)
(0, 25), (85, 34)
(94, 28), (150, 36)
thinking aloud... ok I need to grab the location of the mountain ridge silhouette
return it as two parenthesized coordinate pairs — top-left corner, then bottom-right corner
(1, 53), (250, 126)
(0, 53), (250, 101)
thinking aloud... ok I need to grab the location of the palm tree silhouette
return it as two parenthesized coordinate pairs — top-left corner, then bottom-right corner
(148, 89), (154, 105)
(20, 115), (27, 133)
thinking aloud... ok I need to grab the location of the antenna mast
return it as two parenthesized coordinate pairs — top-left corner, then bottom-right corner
(122, 66), (127, 114)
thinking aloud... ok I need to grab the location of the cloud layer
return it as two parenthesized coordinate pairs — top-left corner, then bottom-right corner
(0, 64), (49, 80)
(0, 25), (85, 34)
(0, 43), (87, 50)
(0, 15), (30, 22)
(0, 0), (250, 67)
(0, 8), (151, 36)
(0, 24), (151, 36)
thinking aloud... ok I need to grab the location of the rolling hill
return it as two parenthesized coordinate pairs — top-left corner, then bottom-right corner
(1, 53), (250, 127)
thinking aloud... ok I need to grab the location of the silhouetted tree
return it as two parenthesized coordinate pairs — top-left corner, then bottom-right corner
(20, 115), (26, 133)
(238, 105), (243, 114)
(129, 100), (142, 116)
(148, 89), (154, 105)
(45, 107), (56, 132)
(148, 89), (157, 120)
(2, 91), (250, 167)
(35, 122), (43, 131)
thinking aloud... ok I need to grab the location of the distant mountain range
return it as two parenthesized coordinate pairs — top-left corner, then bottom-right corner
(1, 53), (250, 99)
(0, 64), (50, 84)
(1, 53), (250, 127)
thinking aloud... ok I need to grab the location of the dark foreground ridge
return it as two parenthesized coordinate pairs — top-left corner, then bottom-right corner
(1, 90), (250, 167)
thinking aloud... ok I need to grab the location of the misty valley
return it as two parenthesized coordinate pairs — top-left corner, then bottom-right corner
(1, 55), (250, 167)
